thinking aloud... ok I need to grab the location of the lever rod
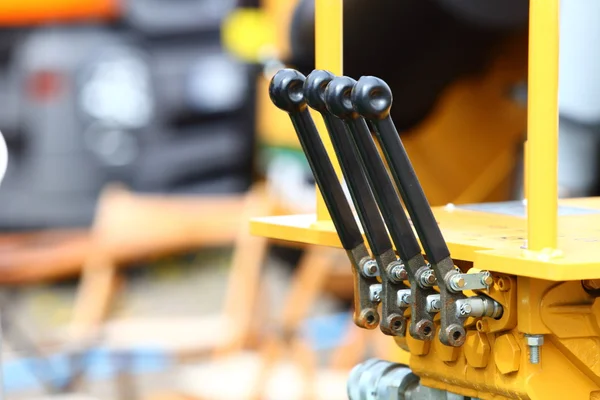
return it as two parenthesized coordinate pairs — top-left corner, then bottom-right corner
(324, 76), (436, 340)
(352, 76), (467, 346)
(353, 77), (450, 264)
(269, 69), (380, 330)
(304, 70), (406, 336)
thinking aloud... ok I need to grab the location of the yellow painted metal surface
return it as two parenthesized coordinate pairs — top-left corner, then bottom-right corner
(251, 197), (600, 281)
(526, 0), (559, 251)
(261, 0), (300, 60)
(251, 0), (600, 397)
(396, 277), (600, 399)
(314, 0), (343, 222)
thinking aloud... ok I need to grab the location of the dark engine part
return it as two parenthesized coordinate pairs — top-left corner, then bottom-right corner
(289, 0), (528, 132)
(0, 18), (255, 230)
(123, 0), (236, 36)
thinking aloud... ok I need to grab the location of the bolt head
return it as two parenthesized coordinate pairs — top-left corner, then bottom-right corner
(369, 285), (382, 302)
(525, 335), (544, 346)
(395, 267), (408, 280)
(362, 260), (379, 277)
(425, 271), (436, 284)
(482, 273), (494, 286)
(460, 303), (472, 315)
(455, 277), (466, 288)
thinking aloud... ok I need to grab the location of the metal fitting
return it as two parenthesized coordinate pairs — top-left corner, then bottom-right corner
(347, 359), (418, 400)
(448, 274), (466, 291)
(525, 334), (544, 364)
(448, 271), (494, 292)
(480, 271), (494, 287)
(388, 262), (408, 283)
(369, 284), (382, 303)
(348, 359), (469, 400)
(458, 302), (472, 316)
(361, 259), (379, 278)
(455, 297), (503, 319)
(426, 294), (441, 313)
(397, 289), (412, 307)
(419, 269), (437, 287)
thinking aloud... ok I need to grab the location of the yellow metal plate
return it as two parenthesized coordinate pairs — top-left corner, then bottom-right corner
(250, 197), (600, 281)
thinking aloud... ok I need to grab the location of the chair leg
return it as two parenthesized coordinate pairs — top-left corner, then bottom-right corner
(249, 246), (339, 400)
(212, 184), (272, 359)
(70, 254), (121, 342)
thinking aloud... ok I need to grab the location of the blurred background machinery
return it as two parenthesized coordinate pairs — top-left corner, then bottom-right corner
(0, 0), (256, 230)
(250, 0), (600, 215)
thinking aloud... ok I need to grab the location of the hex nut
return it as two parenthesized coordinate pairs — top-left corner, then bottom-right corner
(464, 331), (491, 368)
(494, 334), (521, 375)
(525, 335), (544, 346)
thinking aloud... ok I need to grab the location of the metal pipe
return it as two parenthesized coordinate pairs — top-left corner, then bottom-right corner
(526, 0), (559, 250)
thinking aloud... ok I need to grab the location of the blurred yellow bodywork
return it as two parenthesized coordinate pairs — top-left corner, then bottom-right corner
(0, 0), (119, 25)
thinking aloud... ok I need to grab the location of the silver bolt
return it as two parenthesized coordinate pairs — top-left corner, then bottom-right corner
(369, 284), (382, 303)
(525, 334), (544, 364)
(481, 271), (494, 287)
(362, 259), (379, 277)
(449, 274), (467, 292)
(389, 263), (408, 282)
(426, 294), (441, 313)
(397, 289), (412, 307)
(419, 269), (437, 287)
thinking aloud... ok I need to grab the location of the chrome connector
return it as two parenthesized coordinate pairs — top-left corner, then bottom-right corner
(397, 289), (412, 308)
(455, 297), (503, 319)
(425, 294), (441, 313)
(369, 284), (383, 303)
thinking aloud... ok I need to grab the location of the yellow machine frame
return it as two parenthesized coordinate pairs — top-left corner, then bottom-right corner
(251, 0), (600, 398)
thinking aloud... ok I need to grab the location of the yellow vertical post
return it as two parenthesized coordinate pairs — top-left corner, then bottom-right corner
(314, 0), (343, 221)
(526, 0), (559, 250)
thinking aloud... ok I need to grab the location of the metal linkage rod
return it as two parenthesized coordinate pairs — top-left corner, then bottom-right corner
(304, 69), (408, 336)
(324, 76), (437, 341)
(269, 68), (380, 330)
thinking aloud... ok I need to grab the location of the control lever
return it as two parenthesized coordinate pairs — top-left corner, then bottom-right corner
(324, 76), (437, 341)
(269, 69), (380, 330)
(304, 70), (407, 337)
(352, 76), (492, 346)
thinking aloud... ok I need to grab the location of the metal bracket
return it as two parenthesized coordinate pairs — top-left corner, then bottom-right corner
(348, 246), (383, 329)
(448, 271), (493, 292)
(378, 249), (410, 336)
